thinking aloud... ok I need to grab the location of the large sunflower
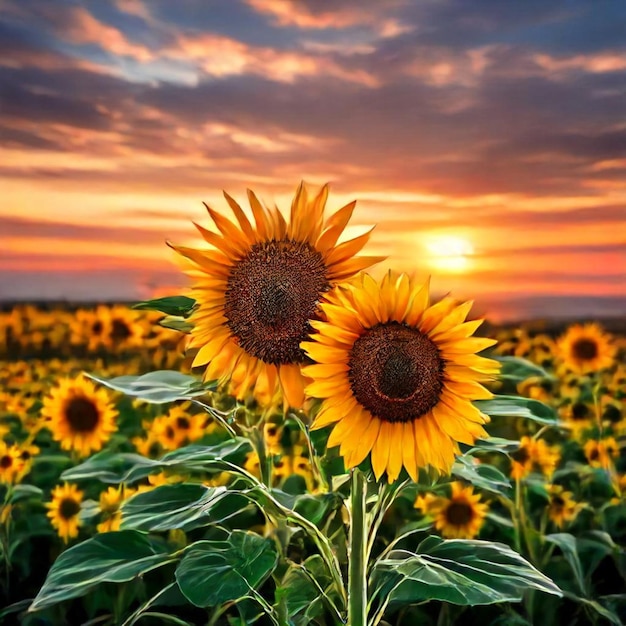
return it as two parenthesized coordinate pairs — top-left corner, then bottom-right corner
(47, 483), (84, 543)
(557, 323), (616, 374)
(169, 183), (384, 408)
(302, 272), (499, 482)
(42, 376), (118, 457)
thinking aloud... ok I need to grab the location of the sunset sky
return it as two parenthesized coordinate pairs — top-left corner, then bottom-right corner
(1, 0), (625, 321)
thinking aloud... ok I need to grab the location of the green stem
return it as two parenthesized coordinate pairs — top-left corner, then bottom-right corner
(349, 468), (368, 626)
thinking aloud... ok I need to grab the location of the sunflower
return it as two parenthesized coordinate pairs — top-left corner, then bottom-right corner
(559, 399), (596, 436)
(97, 485), (136, 533)
(302, 272), (499, 482)
(557, 323), (616, 374)
(169, 183), (384, 408)
(510, 436), (559, 480)
(584, 437), (620, 469)
(433, 482), (489, 539)
(47, 483), (84, 543)
(0, 442), (25, 484)
(547, 484), (580, 529)
(42, 376), (118, 457)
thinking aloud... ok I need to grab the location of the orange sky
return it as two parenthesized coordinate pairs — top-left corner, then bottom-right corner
(1, 0), (625, 320)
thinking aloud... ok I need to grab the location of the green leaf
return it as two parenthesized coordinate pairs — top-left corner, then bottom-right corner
(544, 533), (586, 595)
(467, 437), (521, 454)
(9, 484), (43, 504)
(371, 536), (561, 611)
(62, 439), (252, 484)
(494, 356), (551, 383)
(86, 370), (216, 404)
(30, 531), (175, 611)
(159, 316), (195, 333)
(276, 555), (334, 625)
(175, 530), (278, 607)
(476, 395), (560, 426)
(121, 484), (249, 532)
(133, 295), (196, 317)
(452, 455), (511, 495)
(270, 490), (343, 527)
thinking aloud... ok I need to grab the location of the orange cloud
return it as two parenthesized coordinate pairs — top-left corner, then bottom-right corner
(62, 7), (154, 61)
(534, 52), (626, 74)
(168, 32), (378, 85)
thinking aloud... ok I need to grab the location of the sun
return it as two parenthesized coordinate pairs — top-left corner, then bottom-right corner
(425, 235), (474, 273)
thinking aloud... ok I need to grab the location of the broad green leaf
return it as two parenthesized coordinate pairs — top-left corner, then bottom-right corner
(270, 490), (343, 527)
(545, 533), (585, 595)
(371, 536), (561, 610)
(133, 295), (196, 317)
(467, 437), (521, 454)
(121, 484), (249, 532)
(9, 484), (43, 503)
(494, 356), (551, 383)
(87, 370), (216, 404)
(30, 531), (175, 611)
(477, 395), (559, 426)
(561, 592), (623, 626)
(452, 455), (511, 495)
(276, 555), (334, 625)
(62, 439), (252, 484)
(175, 530), (278, 607)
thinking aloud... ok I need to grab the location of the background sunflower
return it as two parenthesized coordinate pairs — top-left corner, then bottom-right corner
(46, 483), (84, 543)
(42, 376), (118, 457)
(557, 323), (616, 374)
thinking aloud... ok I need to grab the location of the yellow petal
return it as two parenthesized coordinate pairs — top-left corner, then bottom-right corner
(278, 364), (305, 408)
(386, 423), (404, 483)
(371, 421), (392, 480)
(402, 421), (418, 482)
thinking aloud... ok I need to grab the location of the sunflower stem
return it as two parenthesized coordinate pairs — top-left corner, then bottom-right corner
(348, 468), (368, 626)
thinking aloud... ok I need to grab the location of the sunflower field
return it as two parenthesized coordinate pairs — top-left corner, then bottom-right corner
(1, 185), (625, 626)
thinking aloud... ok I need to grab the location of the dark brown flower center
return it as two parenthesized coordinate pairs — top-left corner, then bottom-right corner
(0, 455), (13, 469)
(59, 497), (80, 520)
(64, 396), (100, 433)
(551, 495), (565, 508)
(603, 405), (621, 424)
(445, 501), (474, 526)
(589, 448), (599, 461)
(572, 338), (598, 361)
(571, 403), (590, 420)
(92, 321), (104, 335)
(224, 240), (329, 365)
(111, 318), (132, 340)
(512, 447), (530, 464)
(176, 416), (190, 430)
(348, 322), (444, 423)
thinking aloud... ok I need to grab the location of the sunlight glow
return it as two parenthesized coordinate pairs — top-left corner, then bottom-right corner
(425, 235), (474, 273)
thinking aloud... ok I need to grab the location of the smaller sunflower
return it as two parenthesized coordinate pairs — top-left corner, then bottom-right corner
(47, 483), (84, 543)
(510, 436), (560, 480)
(557, 323), (616, 374)
(559, 400), (596, 436)
(0, 442), (25, 484)
(97, 485), (136, 533)
(601, 398), (624, 432)
(432, 482), (489, 539)
(264, 422), (284, 456)
(547, 484), (580, 529)
(42, 376), (118, 457)
(584, 437), (620, 469)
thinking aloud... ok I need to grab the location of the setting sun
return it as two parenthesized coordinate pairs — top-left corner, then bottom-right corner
(425, 235), (474, 273)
